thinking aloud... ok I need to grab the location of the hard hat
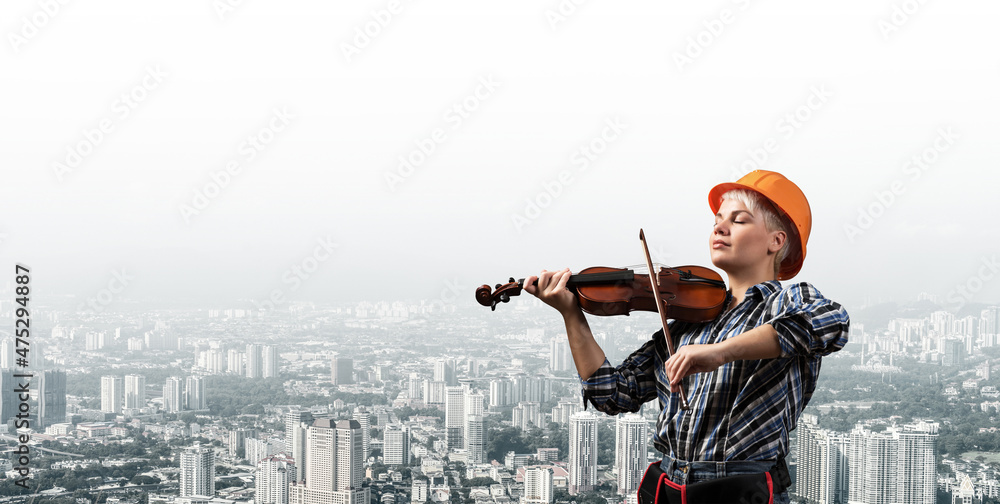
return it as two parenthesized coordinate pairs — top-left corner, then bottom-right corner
(708, 170), (812, 280)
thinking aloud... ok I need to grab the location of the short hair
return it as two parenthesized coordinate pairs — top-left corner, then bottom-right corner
(720, 189), (798, 277)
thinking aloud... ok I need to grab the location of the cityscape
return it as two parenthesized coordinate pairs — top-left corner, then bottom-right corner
(1, 291), (999, 504)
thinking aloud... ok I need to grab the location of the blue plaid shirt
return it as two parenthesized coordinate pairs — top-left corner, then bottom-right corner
(580, 281), (849, 461)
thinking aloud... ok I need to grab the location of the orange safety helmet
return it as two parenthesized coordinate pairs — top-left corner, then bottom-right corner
(708, 170), (812, 280)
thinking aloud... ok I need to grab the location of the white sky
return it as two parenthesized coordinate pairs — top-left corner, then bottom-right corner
(1, 1), (998, 310)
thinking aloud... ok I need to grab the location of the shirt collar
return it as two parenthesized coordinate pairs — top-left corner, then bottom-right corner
(739, 280), (782, 301)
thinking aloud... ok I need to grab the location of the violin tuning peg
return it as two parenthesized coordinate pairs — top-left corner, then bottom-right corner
(508, 277), (516, 283)
(495, 283), (502, 290)
(500, 293), (510, 303)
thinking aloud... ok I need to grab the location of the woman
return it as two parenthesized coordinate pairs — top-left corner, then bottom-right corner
(524, 170), (849, 503)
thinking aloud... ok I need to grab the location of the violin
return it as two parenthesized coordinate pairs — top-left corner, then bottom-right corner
(476, 265), (728, 322)
(475, 229), (728, 411)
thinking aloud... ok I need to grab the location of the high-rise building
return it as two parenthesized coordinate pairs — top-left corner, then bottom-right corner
(490, 378), (512, 407)
(186, 376), (207, 411)
(407, 373), (422, 401)
(164, 377), (183, 413)
(445, 386), (465, 450)
(549, 337), (572, 373)
(615, 413), (647, 496)
(0, 369), (19, 424)
(384, 424), (410, 466)
(524, 466), (554, 504)
(289, 419), (369, 504)
(551, 401), (580, 426)
(228, 348), (244, 375)
(101, 375), (123, 413)
(284, 410), (313, 482)
(849, 420), (938, 504)
(332, 357), (353, 385)
(512, 402), (541, 431)
(229, 428), (257, 458)
(795, 415), (849, 504)
(246, 438), (274, 466)
(465, 393), (486, 463)
(247, 344), (263, 379)
(0, 337), (13, 369)
(37, 370), (67, 428)
(180, 444), (215, 497)
(124, 374), (145, 409)
(466, 416), (486, 464)
(568, 411), (598, 495)
(262, 345), (278, 378)
(354, 408), (371, 460)
(256, 454), (294, 504)
(434, 359), (457, 385)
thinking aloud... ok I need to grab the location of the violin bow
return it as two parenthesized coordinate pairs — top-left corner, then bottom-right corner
(639, 229), (691, 411)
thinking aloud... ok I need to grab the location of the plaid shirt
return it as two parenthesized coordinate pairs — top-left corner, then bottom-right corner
(580, 280), (849, 461)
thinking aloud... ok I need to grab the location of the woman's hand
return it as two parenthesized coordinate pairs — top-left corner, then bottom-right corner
(523, 268), (581, 317)
(664, 343), (732, 393)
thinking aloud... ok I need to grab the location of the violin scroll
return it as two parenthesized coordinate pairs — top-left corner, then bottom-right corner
(476, 277), (523, 311)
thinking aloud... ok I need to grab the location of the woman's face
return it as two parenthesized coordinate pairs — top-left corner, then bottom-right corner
(710, 197), (783, 277)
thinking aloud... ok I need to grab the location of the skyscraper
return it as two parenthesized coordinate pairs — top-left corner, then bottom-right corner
(180, 444), (215, 497)
(615, 413), (647, 497)
(284, 410), (313, 482)
(524, 466), (554, 504)
(256, 454), (294, 504)
(549, 337), (572, 372)
(568, 411), (598, 495)
(0, 337), (13, 369)
(384, 424), (410, 466)
(38, 370), (67, 428)
(795, 415), (849, 504)
(101, 375), (123, 413)
(164, 377), (183, 413)
(354, 407), (371, 460)
(186, 376), (207, 410)
(124, 374), (146, 409)
(289, 419), (369, 504)
(466, 415), (486, 464)
(434, 359), (457, 385)
(332, 357), (353, 385)
(262, 344), (278, 378)
(445, 386), (465, 450)
(849, 420), (938, 504)
(247, 344), (263, 378)
(0, 369), (19, 424)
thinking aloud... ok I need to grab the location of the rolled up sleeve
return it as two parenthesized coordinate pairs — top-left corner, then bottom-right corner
(764, 282), (850, 358)
(579, 338), (659, 415)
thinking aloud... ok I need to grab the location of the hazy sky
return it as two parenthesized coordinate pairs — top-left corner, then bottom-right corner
(1, 1), (998, 311)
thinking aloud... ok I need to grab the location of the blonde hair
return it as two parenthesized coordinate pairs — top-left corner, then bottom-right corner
(720, 189), (798, 277)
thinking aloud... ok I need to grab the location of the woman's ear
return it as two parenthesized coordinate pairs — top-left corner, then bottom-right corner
(769, 230), (787, 255)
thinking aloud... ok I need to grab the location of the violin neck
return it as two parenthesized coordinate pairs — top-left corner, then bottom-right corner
(522, 269), (635, 288)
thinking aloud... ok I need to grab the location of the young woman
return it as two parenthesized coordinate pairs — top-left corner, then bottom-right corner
(524, 170), (849, 503)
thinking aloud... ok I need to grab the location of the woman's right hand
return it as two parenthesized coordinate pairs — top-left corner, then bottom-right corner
(523, 268), (581, 317)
